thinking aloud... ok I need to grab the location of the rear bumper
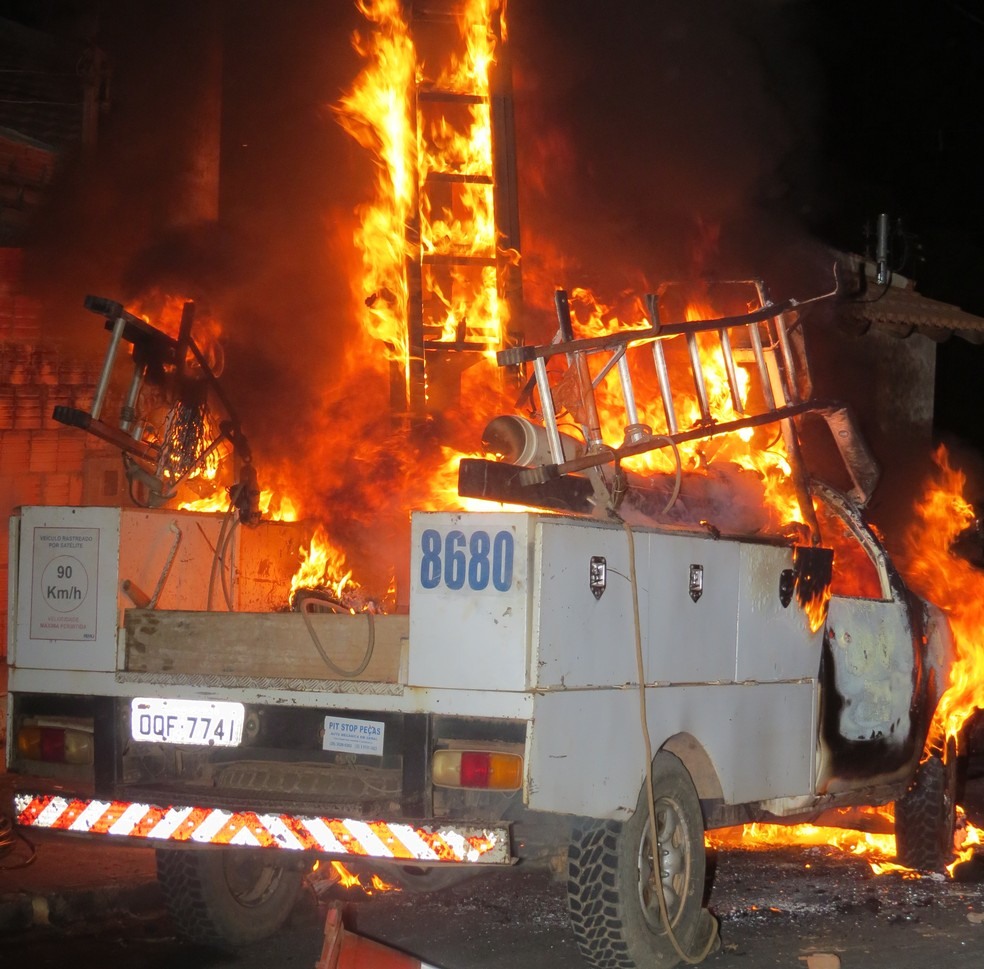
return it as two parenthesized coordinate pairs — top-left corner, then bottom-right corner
(14, 791), (512, 865)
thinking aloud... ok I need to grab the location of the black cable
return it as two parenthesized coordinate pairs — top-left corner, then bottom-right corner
(207, 483), (242, 611)
(218, 513), (240, 611)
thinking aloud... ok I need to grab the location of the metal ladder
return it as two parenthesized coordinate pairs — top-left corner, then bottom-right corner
(403, 0), (523, 419)
(52, 296), (256, 514)
(494, 274), (880, 534)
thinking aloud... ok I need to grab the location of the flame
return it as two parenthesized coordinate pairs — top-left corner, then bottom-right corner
(284, 445), (522, 606)
(549, 288), (806, 531)
(707, 805), (983, 879)
(812, 498), (883, 599)
(793, 546), (832, 635)
(178, 488), (298, 521)
(291, 526), (361, 606)
(801, 595), (830, 636)
(336, 0), (416, 372)
(261, 491), (299, 522)
(706, 449), (984, 878)
(337, 0), (509, 398)
(896, 445), (984, 743)
(127, 291), (225, 377)
(329, 861), (400, 894)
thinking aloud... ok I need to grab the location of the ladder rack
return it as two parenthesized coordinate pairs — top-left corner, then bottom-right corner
(468, 273), (880, 535)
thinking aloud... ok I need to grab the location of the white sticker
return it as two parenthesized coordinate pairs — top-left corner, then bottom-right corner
(323, 716), (385, 756)
(30, 527), (100, 641)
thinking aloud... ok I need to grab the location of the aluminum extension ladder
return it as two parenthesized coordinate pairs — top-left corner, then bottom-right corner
(403, 0), (523, 419)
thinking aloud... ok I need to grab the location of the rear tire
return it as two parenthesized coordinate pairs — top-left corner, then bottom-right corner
(156, 848), (303, 946)
(567, 752), (714, 969)
(894, 740), (957, 872)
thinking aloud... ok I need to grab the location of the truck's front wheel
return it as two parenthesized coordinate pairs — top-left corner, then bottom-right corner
(894, 739), (957, 872)
(566, 752), (715, 969)
(156, 848), (303, 946)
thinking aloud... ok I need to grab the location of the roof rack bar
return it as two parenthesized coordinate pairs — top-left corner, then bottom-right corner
(90, 314), (127, 421)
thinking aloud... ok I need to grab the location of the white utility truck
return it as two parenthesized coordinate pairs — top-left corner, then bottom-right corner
(7, 284), (956, 969)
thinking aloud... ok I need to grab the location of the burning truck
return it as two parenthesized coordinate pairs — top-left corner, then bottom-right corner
(4, 274), (962, 969)
(5, 2), (982, 968)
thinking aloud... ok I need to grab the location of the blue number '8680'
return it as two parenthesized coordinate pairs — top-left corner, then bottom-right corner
(419, 528), (514, 592)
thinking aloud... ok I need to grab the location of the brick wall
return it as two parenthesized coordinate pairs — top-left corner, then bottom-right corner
(1, 247), (116, 669)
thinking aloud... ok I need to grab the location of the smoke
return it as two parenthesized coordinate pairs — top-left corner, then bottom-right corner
(511, 0), (831, 305)
(18, 0), (370, 467)
(14, 0), (844, 554)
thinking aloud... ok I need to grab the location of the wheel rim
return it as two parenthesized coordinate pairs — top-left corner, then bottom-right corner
(638, 794), (693, 930)
(223, 854), (288, 908)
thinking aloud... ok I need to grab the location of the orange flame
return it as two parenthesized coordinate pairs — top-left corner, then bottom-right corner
(706, 447), (984, 878)
(336, 0), (416, 373)
(897, 445), (984, 742)
(707, 806), (982, 879)
(291, 526), (361, 605)
(127, 291), (225, 377)
(549, 288), (806, 531)
(178, 488), (298, 521)
(329, 861), (400, 894)
(337, 0), (510, 396)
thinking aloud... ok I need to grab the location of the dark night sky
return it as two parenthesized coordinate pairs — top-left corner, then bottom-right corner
(3, 0), (984, 449)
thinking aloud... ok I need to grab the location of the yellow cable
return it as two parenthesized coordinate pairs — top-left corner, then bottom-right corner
(624, 520), (718, 964)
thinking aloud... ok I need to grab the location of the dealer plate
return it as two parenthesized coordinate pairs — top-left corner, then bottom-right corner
(131, 697), (245, 747)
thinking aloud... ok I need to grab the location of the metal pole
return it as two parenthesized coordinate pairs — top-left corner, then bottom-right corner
(91, 315), (127, 421)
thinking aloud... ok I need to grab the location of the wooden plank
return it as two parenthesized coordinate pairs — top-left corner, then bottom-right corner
(124, 610), (408, 683)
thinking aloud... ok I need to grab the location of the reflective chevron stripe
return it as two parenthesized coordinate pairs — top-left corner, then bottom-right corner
(13, 793), (510, 865)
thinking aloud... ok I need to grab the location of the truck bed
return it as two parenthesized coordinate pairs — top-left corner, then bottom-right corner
(124, 610), (408, 684)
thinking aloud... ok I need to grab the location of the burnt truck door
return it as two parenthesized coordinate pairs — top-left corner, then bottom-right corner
(813, 484), (924, 794)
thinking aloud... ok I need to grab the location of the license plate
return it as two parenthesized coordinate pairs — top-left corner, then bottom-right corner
(130, 697), (245, 747)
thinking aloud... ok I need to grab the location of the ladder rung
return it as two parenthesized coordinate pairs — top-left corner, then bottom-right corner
(422, 324), (496, 341)
(651, 339), (679, 435)
(422, 252), (497, 267)
(424, 340), (495, 352)
(418, 89), (487, 105)
(685, 332), (712, 423)
(409, 1), (463, 26)
(425, 171), (493, 185)
(717, 328), (745, 414)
